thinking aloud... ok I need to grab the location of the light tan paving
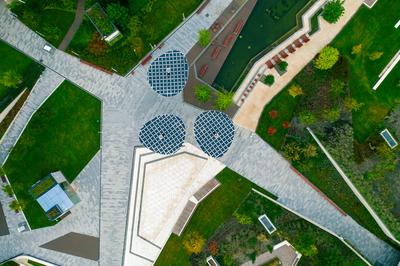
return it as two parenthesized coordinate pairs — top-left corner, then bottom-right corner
(234, 0), (364, 131)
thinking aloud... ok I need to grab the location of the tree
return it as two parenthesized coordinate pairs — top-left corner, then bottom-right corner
(351, 44), (362, 55)
(323, 107), (340, 122)
(322, 0), (345, 24)
(9, 200), (25, 212)
(299, 111), (316, 125)
(2, 185), (13, 197)
(214, 91), (233, 111)
(263, 74), (275, 86)
(288, 84), (303, 97)
(330, 79), (345, 96)
(183, 231), (205, 254)
(314, 46), (340, 70)
(198, 29), (211, 47)
(369, 51), (384, 61)
(129, 36), (144, 56)
(344, 97), (364, 111)
(303, 144), (318, 158)
(88, 33), (108, 56)
(0, 70), (22, 88)
(128, 16), (142, 36)
(195, 84), (211, 103)
(106, 3), (130, 30)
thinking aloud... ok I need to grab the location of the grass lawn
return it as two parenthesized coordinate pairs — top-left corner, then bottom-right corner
(0, 40), (43, 112)
(10, 1), (76, 47)
(156, 168), (365, 265)
(3, 81), (101, 228)
(155, 168), (255, 265)
(331, 0), (400, 142)
(68, 0), (202, 74)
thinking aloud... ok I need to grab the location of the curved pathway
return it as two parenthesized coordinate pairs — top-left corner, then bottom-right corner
(58, 0), (86, 51)
(0, 2), (399, 266)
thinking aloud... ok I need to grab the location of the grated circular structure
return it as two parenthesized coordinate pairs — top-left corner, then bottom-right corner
(139, 114), (186, 154)
(147, 50), (189, 97)
(194, 111), (235, 158)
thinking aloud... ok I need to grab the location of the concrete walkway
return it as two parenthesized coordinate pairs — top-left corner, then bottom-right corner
(234, 0), (364, 131)
(0, 1), (399, 266)
(58, 0), (86, 51)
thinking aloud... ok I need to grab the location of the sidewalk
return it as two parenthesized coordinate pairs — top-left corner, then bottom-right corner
(233, 0), (364, 131)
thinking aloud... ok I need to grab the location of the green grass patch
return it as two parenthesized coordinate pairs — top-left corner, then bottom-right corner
(331, 0), (400, 142)
(156, 168), (365, 265)
(309, 9), (322, 35)
(0, 40), (43, 112)
(256, 0), (400, 245)
(3, 81), (101, 228)
(68, 0), (202, 74)
(10, 2), (75, 47)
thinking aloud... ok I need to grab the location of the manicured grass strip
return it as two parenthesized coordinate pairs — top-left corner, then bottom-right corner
(0, 40), (44, 112)
(3, 81), (101, 228)
(309, 9), (322, 35)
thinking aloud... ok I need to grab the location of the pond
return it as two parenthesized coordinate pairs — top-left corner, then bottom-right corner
(213, 0), (313, 91)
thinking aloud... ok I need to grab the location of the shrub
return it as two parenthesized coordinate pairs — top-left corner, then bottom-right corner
(283, 142), (303, 161)
(288, 84), (304, 98)
(0, 70), (22, 88)
(208, 240), (218, 255)
(214, 91), (233, 111)
(303, 144), (318, 158)
(330, 79), (345, 96)
(322, 0), (345, 24)
(263, 74), (275, 86)
(195, 84), (212, 103)
(183, 231), (205, 254)
(224, 254), (234, 266)
(369, 51), (384, 61)
(344, 97), (364, 111)
(233, 212), (253, 224)
(351, 44), (362, 55)
(268, 127), (277, 136)
(278, 61), (288, 72)
(314, 46), (340, 70)
(323, 107), (340, 122)
(88, 33), (108, 56)
(198, 29), (211, 47)
(2, 185), (13, 197)
(299, 111), (316, 125)
(268, 110), (279, 119)
(9, 200), (25, 212)
(282, 121), (290, 129)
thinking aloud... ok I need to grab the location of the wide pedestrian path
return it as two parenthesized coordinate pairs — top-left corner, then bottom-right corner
(234, 0), (364, 131)
(0, 1), (399, 266)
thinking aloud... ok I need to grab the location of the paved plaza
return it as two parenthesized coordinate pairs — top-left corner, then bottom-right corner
(0, 1), (399, 266)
